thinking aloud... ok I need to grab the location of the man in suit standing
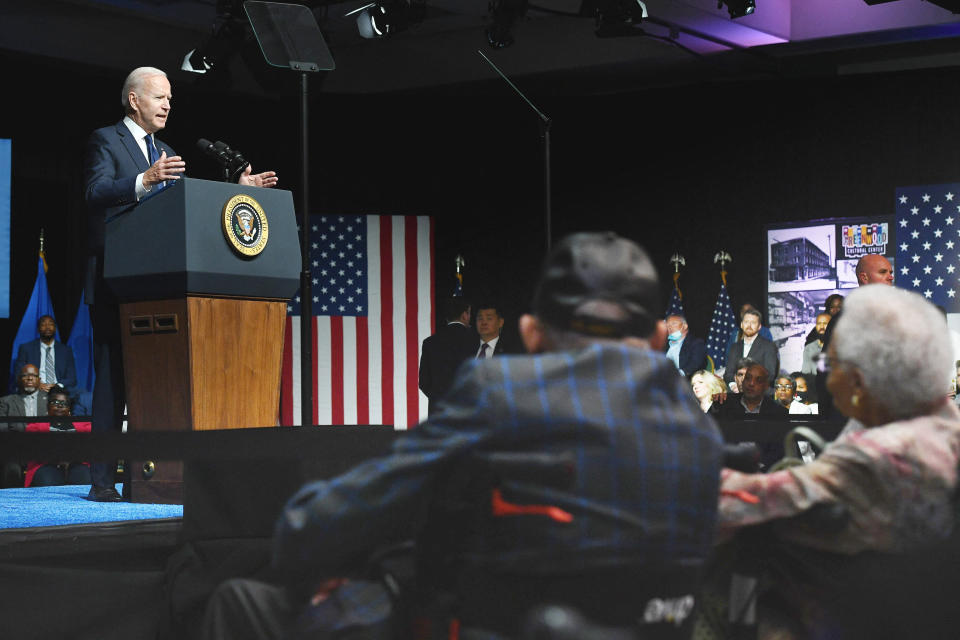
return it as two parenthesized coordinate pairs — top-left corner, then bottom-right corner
(0, 364), (49, 487)
(83, 66), (277, 501)
(475, 303), (508, 359)
(723, 308), (779, 390)
(665, 314), (706, 378)
(419, 298), (477, 415)
(14, 315), (77, 396)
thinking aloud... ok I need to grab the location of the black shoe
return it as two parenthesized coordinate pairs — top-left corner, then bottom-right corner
(86, 486), (123, 502)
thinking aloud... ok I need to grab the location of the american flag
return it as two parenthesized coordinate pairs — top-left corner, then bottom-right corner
(705, 284), (738, 369)
(665, 288), (684, 318)
(281, 215), (434, 429)
(896, 184), (960, 311)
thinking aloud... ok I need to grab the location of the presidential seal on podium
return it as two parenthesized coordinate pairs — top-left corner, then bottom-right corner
(223, 194), (269, 257)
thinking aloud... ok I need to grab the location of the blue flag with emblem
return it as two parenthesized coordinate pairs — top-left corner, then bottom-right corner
(9, 256), (59, 391)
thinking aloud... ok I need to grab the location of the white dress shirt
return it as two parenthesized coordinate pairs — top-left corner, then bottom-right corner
(22, 391), (39, 417)
(477, 335), (500, 359)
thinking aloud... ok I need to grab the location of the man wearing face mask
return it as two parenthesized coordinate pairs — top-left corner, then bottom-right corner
(665, 314), (705, 378)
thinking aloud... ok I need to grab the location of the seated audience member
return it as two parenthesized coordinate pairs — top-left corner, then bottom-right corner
(0, 364), (49, 431)
(723, 309), (779, 390)
(0, 364), (49, 487)
(716, 364), (788, 418)
(716, 363), (788, 469)
(691, 369), (726, 413)
(665, 314), (706, 377)
(202, 232), (724, 640)
(727, 356), (756, 394)
(719, 285), (960, 554)
(790, 372), (818, 415)
(801, 313), (831, 375)
(774, 376), (813, 415)
(24, 386), (92, 487)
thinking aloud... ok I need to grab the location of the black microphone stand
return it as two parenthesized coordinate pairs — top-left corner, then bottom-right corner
(478, 50), (552, 251)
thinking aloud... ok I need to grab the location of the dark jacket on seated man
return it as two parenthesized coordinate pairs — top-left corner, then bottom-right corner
(202, 232), (725, 640)
(714, 393), (789, 418)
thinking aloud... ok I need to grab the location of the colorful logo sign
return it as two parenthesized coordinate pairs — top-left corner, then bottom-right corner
(841, 222), (888, 257)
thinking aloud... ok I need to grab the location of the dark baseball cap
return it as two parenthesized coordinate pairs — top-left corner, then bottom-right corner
(531, 232), (660, 338)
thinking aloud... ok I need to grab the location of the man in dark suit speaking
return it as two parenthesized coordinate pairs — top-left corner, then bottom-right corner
(82, 66), (277, 501)
(419, 298), (476, 415)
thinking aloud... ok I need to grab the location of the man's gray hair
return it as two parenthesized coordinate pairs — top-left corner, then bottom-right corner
(121, 67), (167, 112)
(833, 284), (952, 420)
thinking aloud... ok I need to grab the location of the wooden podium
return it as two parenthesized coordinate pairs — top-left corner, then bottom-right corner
(104, 178), (301, 503)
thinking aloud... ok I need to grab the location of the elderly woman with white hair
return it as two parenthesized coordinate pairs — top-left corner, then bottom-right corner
(717, 284), (960, 554)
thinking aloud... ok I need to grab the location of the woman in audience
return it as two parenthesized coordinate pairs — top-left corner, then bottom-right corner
(25, 385), (91, 487)
(790, 372), (818, 414)
(719, 284), (960, 551)
(691, 370), (725, 413)
(714, 286), (960, 638)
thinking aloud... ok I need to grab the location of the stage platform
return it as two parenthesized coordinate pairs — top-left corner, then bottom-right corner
(0, 426), (400, 639)
(0, 485), (182, 639)
(0, 484), (182, 529)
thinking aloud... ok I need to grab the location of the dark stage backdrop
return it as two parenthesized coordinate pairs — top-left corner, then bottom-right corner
(1, 48), (959, 391)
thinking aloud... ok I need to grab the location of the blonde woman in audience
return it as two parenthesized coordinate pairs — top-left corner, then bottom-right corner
(691, 370), (726, 413)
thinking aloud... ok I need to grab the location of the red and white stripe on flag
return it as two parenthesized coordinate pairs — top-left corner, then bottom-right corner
(281, 215), (435, 429)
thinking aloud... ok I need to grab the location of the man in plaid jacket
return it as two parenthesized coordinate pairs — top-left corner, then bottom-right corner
(205, 232), (724, 640)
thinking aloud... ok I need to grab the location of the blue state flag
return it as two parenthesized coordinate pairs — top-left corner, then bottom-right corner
(9, 256), (59, 390)
(67, 289), (95, 393)
(706, 284), (738, 370)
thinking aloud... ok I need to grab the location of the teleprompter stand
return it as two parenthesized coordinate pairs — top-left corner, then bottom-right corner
(244, 1), (335, 429)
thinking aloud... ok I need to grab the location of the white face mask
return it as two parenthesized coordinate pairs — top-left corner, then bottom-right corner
(668, 331), (683, 342)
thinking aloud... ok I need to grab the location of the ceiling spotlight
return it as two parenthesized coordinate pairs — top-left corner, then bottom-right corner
(352, 0), (425, 39)
(593, 0), (648, 38)
(719, 0), (756, 18)
(486, 0), (528, 49)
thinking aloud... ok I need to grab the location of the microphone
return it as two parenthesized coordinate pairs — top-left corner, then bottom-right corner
(196, 138), (250, 183)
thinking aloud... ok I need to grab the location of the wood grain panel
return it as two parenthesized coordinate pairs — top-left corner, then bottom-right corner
(187, 297), (286, 430)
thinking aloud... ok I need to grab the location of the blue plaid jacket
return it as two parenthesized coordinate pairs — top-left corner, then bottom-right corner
(274, 343), (723, 582)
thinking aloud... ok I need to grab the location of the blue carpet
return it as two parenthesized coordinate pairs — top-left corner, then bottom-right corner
(0, 484), (183, 529)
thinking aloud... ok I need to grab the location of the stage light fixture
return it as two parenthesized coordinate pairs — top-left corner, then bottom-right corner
(592, 0), (648, 38)
(354, 0), (425, 39)
(718, 0), (755, 18)
(181, 1), (246, 73)
(486, 0), (529, 49)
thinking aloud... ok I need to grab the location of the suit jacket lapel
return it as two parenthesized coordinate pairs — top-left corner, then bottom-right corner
(115, 121), (149, 173)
